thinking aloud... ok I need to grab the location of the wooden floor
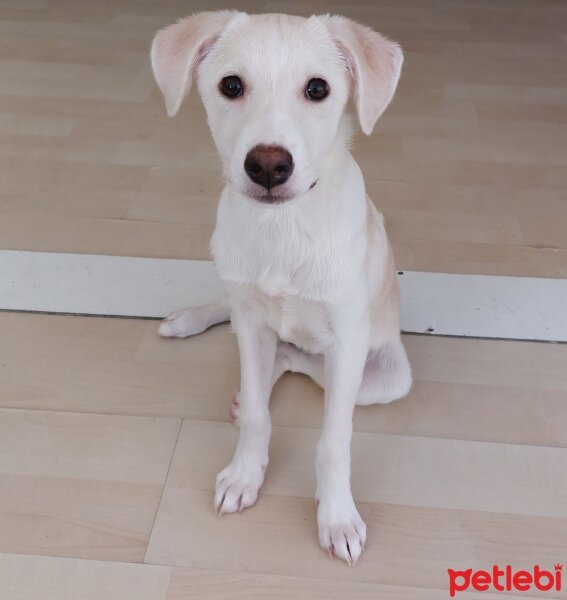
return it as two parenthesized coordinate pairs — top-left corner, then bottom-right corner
(1, 0), (567, 598)
(2, 314), (567, 599)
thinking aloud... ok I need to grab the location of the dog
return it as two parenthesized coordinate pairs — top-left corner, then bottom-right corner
(151, 11), (411, 566)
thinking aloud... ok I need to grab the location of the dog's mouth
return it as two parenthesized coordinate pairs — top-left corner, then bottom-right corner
(247, 180), (318, 204)
(252, 190), (294, 204)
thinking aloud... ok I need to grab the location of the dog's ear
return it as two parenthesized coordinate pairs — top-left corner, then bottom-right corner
(322, 16), (403, 135)
(151, 11), (242, 117)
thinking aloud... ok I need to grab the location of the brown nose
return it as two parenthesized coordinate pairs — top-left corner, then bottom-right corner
(244, 145), (294, 190)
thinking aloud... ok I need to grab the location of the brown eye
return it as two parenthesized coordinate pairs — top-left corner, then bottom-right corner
(306, 78), (329, 101)
(220, 75), (244, 98)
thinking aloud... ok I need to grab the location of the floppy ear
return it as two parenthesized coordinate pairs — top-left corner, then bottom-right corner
(151, 10), (241, 117)
(323, 16), (403, 135)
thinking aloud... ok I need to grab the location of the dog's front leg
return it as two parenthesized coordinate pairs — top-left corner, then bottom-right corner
(316, 325), (368, 566)
(214, 306), (277, 514)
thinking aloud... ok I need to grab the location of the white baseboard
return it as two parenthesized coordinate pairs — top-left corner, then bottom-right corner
(1, 250), (565, 342)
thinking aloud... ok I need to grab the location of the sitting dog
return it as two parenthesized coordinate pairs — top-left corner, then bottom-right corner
(151, 11), (411, 566)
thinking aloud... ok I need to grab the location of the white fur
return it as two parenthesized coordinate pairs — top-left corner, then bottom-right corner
(152, 11), (411, 566)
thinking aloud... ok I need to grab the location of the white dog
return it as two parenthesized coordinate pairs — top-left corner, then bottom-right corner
(151, 11), (411, 566)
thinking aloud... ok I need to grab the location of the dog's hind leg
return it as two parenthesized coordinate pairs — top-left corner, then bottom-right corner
(231, 342), (324, 422)
(356, 339), (412, 405)
(231, 339), (412, 421)
(272, 342), (325, 385)
(158, 298), (231, 338)
(269, 341), (412, 406)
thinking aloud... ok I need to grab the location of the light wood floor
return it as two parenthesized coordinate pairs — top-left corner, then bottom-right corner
(1, 0), (567, 598)
(2, 313), (567, 599)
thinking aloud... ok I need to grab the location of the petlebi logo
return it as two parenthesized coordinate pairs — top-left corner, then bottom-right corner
(448, 564), (562, 597)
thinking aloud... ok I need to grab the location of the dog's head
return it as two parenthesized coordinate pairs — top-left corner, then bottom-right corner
(151, 12), (402, 203)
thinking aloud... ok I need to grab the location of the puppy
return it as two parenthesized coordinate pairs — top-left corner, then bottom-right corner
(151, 11), (411, 566)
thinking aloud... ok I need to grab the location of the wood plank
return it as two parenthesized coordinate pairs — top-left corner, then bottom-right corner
(0, 554), (171, 600)
(0, 553), (535, 600)
(166, 567), (533, 600)
(1, 314), (566, 448)
(146, 487), (567, 591)
(0, 408), (180, 561)
(156, 419), (567, 517)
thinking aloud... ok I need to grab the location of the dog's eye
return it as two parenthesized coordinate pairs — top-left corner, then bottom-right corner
(220, 75), (244, 99)
(305, 78), (329, 101)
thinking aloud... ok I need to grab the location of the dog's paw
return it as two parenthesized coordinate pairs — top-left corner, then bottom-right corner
(229, 392), (240, 424)
(214, 458), (266, 514)
(158, 308), (207, 338)
(317, 498), (367, 566)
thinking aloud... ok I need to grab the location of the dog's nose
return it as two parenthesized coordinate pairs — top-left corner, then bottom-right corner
(244, 145), (294, 190)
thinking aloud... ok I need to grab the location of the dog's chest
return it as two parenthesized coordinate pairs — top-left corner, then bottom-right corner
(220, 252), (338, 353)
(256, 289), (334, 354)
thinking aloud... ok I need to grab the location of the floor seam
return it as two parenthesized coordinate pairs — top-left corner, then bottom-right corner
(142, 418), (184, 565)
